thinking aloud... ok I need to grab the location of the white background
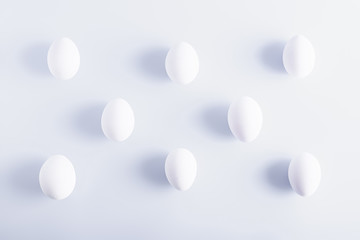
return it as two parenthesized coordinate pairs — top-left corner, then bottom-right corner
(0, 0), (359, 239)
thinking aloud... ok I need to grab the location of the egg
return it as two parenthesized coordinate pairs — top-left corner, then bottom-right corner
(39, 155), (76, 200)
(165, 42), (199, 85)
(282, 35), (315, 78)
(101, 98), (135, 142)
(288, 152), (321, 197)
(227, 96), (263, 142)
(165, 148), (197, 191)
(47, 37), (80, 80)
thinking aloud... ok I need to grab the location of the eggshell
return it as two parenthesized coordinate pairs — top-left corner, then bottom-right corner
(165, 148), (197, 191)
(165, 42), (199, 85)
(282, 35), (315, 78)
(47, 37), (80, 80)
(227, 96), (263, 142)
(288, 152), (321, 197)
(101, 98), (135, 142)
(39, 155), (76, 200)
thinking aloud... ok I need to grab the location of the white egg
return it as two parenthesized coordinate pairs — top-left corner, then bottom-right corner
(227, 96), (263, 142)
(282, 35), (315, 78)
(47, 37), (80, 80)
(288, 152), (321, 197)
(39, 155), (76, 200)
(165, 42), (199, 85)
(101, 98), (135, 142)
(165, 148), (197, 191)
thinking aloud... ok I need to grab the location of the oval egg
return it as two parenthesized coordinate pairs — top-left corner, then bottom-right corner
(282, 35), (315, 78)
(165, 148), (197, 191)
(47, 37), (80, 80)
(165, 42), (199, 85)
(288, 152), (321, 197)
(227, 96), (263, 142)
(39, 155), (76, 200)
(101, 98), (135, 142)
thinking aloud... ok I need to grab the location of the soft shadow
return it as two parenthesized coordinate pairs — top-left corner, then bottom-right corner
(140, 153), (170, 187)
(10, 158), (43, 197)
(75, 103), (105, 138)
(202, 104), (233, 138)
(260, 41), (286, 73)
(265, 159), (292, 192)
(21, 42), (50, 75)
(138, 48), (168, 80)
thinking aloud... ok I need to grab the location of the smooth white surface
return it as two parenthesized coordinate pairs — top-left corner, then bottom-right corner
(165, 42), (199, 84)
(101, 98), (135, 141)
(288, 152), (321, 197)
(165, 148), (197, 191)
(47, 37), (80, 80)
(228, 96), (263, 142)
(0, 0), (360, 239)
(39, 155), (76, 200)
(283, 35), (315, 78)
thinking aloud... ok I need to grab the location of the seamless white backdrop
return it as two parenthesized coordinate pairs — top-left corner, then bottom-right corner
(0, 0), (360, 239)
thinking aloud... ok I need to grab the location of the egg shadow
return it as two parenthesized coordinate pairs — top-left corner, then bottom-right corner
(138, 47), (168, 81)
(260, 41), (286, 73)
(75, 103), (105, 139)
(21, 42), (50, 76)
(264, 159), (292, 192)
(202, 104), (233, 138)
(10, 157), (43, 198)
(140, 153), (170, 187)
